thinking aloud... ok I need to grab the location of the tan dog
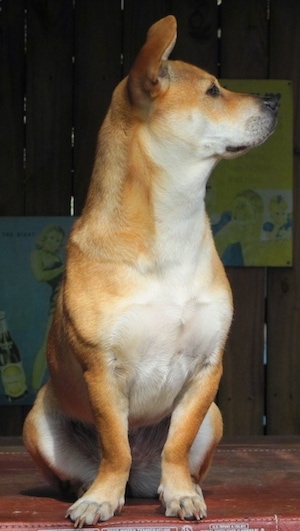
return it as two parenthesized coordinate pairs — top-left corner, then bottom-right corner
(23, 15), (277, 528)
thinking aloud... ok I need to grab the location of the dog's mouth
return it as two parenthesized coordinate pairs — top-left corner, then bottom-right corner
(226, 145), (248, 153)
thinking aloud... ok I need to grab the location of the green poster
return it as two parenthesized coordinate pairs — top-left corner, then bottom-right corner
(206, 80), (293, 267)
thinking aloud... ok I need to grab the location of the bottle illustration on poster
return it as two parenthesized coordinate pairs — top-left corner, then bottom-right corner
(0, 311), (28, 401)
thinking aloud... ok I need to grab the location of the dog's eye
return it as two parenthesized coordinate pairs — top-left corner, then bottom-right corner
(206, 84), (220, 97)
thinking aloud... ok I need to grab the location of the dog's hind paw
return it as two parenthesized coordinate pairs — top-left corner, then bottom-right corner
(159, 484), (207, 521)
(66, 498), (122, 528)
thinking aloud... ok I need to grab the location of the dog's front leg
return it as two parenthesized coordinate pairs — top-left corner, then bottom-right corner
(158, 361), (223, 521)
(66, 362), (131, 528)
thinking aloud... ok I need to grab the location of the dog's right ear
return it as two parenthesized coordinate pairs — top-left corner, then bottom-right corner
(127, 16), (177, 109)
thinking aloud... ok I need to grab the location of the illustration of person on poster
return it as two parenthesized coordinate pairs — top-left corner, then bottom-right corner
(263, 194), (292, 241)
(212, 189), (264, 266)
(30, 225), (65, 391)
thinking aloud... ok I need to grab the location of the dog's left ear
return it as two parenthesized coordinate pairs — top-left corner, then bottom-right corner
(127, 15), (177, 108)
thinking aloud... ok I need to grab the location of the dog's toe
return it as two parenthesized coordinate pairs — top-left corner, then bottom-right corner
(165, 497), (206, 520)
(66, 499), (115, 528)
(160, 484), (207, 521)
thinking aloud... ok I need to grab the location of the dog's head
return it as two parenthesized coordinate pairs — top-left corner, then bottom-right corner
(126, 16), (277, 164)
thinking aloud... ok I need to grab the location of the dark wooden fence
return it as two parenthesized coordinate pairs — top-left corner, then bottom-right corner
(1, 0), (299, 437)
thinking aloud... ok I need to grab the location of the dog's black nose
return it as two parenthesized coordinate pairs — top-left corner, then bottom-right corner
(263, 96), (279, 113)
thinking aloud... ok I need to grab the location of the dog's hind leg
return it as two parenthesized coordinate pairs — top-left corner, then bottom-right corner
(23, 382), (99, 498)
(189, 401), (223, 486)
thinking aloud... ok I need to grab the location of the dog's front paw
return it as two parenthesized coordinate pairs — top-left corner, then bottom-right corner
(66, 496), (123, 528)
(159, 484), (207, 521)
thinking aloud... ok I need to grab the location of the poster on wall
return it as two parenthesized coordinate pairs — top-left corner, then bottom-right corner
(206, 80), (293, 266)
(0, 217), (76, 405)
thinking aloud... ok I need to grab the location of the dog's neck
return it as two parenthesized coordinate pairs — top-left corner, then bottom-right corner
(140, 124), (217, 240)
(79, 107), (218, 269)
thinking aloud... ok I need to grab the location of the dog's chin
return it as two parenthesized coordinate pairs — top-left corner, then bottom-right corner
(224, 124), (277, 159)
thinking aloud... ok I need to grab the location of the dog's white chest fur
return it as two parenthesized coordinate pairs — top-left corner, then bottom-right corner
(106, 270), (230, 426)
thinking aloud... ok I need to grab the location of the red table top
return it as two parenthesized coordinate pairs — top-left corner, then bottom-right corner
(1, 437), (300, 530)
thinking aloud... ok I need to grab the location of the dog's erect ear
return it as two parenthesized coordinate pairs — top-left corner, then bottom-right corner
(127, 15), (177, 108)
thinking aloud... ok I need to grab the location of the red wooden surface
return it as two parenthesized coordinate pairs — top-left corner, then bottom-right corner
(1, 438), (300, 530)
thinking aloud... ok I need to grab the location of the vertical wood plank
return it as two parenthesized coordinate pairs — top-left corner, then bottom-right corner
(220, 0), (269, 79)
(0, 0), (25, 215)
(73, 0), (122, 214)
(25, 0), (73, 215)
(0, 406), (23, 436)
(266, 0), (300, 434)
(0, 1), (26, 433)
(0, 405), (30, 436)
(218, 269), (266, 435)
(123, 0), (218, 75)
(170, 0), (219, 74)
(122, 0), (170, 76)
(218, 0), (269, 435)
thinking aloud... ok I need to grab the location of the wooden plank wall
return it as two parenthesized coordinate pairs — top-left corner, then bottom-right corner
(0, 0), (299, 437)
